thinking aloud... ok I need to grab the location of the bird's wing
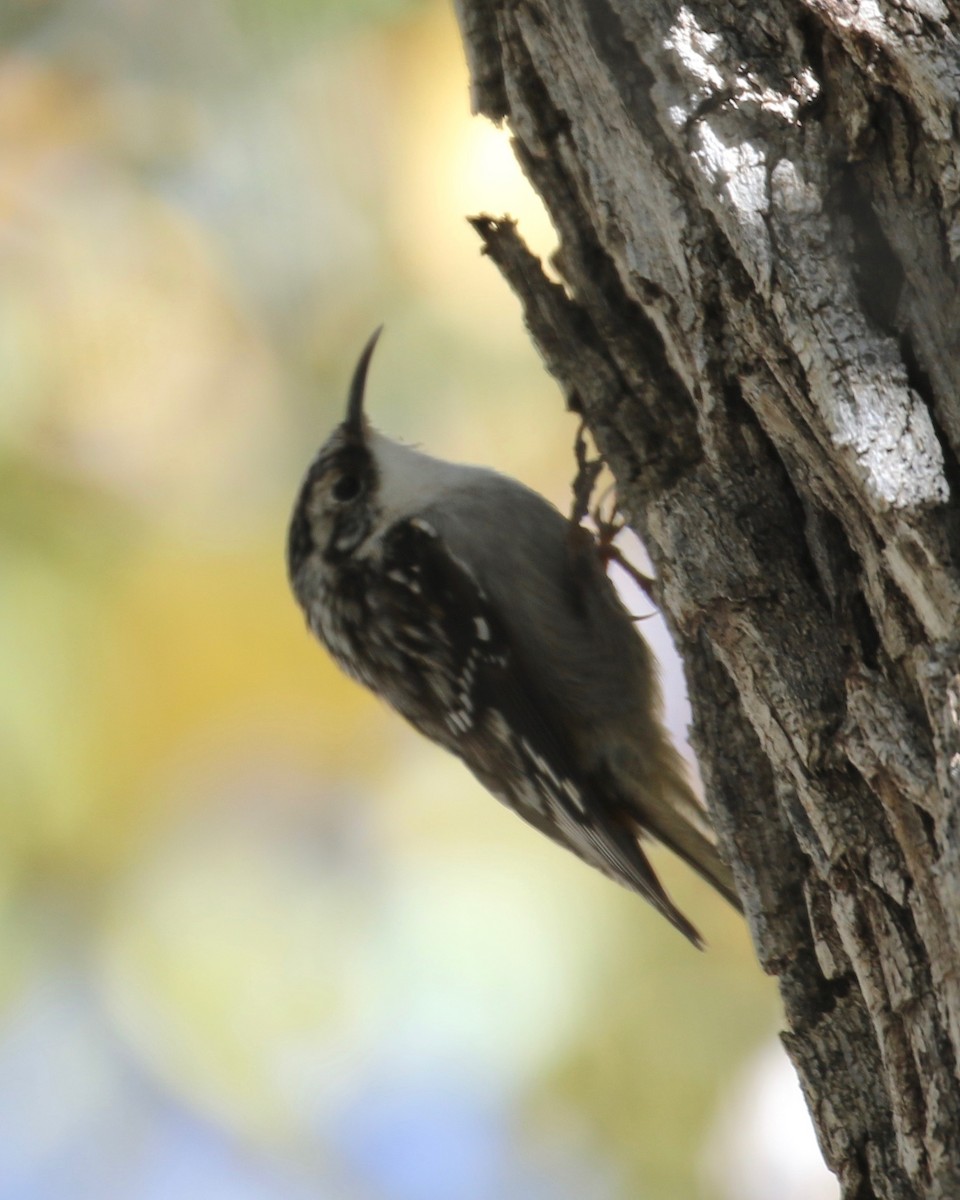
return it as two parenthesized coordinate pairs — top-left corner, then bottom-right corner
(372, 516), (703, 946)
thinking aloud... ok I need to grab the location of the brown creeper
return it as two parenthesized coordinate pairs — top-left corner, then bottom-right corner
(287, 329), (740, 945)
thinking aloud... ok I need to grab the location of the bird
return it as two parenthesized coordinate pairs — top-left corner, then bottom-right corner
(286, 328), (740, 945)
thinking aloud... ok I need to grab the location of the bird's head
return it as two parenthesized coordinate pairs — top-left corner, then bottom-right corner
(286, 326), (384, 602)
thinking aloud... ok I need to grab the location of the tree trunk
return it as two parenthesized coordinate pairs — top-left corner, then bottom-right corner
(452, 2), (960, 1196)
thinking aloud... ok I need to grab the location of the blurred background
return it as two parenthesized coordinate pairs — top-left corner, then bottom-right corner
(0, 1), (837, 1197)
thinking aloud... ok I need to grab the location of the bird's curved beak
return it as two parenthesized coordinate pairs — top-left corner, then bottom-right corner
(343, 325), (383, 438)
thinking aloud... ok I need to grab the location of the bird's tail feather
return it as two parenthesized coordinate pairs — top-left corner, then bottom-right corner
(631, 746), (742, 914)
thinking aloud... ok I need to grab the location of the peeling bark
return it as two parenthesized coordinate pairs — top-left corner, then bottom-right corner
(453, 2), (960, 1196)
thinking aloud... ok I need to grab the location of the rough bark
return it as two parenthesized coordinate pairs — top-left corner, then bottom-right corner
(452, 2), (960, 1196)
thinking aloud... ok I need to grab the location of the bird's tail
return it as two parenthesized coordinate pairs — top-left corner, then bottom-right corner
(629, 741), (742, 914)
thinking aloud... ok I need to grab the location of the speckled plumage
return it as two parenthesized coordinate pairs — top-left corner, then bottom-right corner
(287, 330), (740, 945)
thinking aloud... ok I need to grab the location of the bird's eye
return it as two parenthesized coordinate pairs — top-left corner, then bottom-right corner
(332, 473), (361, 503)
